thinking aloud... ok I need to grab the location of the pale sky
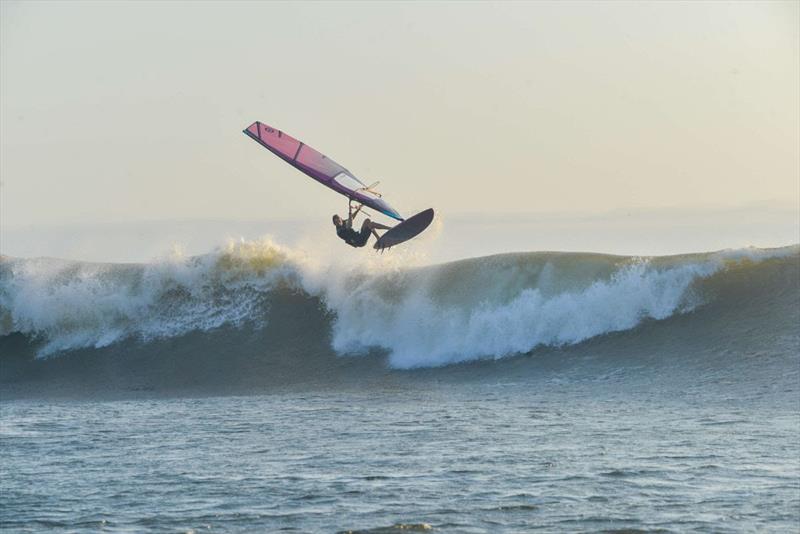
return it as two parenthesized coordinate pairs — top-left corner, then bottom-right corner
(1, 1), (798, 254)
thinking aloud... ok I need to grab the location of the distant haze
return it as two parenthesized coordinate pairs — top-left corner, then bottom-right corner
(1, 1), (798, 259)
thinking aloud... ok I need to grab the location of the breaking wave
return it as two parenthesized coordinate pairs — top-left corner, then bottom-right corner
(0, 241), (798, 369)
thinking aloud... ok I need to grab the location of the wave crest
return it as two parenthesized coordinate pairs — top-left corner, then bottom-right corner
(1, 241), (797, 366)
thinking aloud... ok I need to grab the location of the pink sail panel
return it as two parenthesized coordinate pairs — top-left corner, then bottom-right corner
(295, 145), (345, 178)
(244, 122), (345, 180)
(245, 122), (302, 161)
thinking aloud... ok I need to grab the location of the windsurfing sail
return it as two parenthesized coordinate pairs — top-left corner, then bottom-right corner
(243, 121), (403, 220)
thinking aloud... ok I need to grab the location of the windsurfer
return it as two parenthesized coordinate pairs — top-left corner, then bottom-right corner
(332, 202), (391, 248)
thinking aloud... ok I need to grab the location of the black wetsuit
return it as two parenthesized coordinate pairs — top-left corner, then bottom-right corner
(336, 221), (371, 248)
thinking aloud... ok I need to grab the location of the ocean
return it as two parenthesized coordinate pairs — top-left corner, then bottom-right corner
(1, 243), (798, 532)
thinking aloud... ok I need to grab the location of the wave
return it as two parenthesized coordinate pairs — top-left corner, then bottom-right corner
(1, 240), (797, 373)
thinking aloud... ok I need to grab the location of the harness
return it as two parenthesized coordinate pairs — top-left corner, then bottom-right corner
(337, 221), (361, 246)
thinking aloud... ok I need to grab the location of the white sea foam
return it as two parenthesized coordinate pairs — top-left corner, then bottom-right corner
(323, 259), (714, 367)
(0, 239), (295, 356)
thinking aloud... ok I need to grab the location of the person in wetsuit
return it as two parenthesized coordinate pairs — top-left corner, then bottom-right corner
(332, 202), (391, 248)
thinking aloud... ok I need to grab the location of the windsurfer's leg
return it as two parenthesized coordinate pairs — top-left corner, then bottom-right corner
(364, 219), (391, 231)
(358, 219), (386, 242)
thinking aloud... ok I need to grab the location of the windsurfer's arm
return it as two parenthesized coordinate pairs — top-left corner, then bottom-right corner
(348, 202), (363, 222)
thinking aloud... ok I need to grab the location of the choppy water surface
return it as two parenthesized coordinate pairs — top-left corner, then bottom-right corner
(2, 380), (798, 533)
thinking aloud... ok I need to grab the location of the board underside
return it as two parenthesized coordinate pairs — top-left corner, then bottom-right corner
(374, 208), (435, 250)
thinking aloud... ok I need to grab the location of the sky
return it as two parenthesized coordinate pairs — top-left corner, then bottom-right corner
(1, 1), (798, 260)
